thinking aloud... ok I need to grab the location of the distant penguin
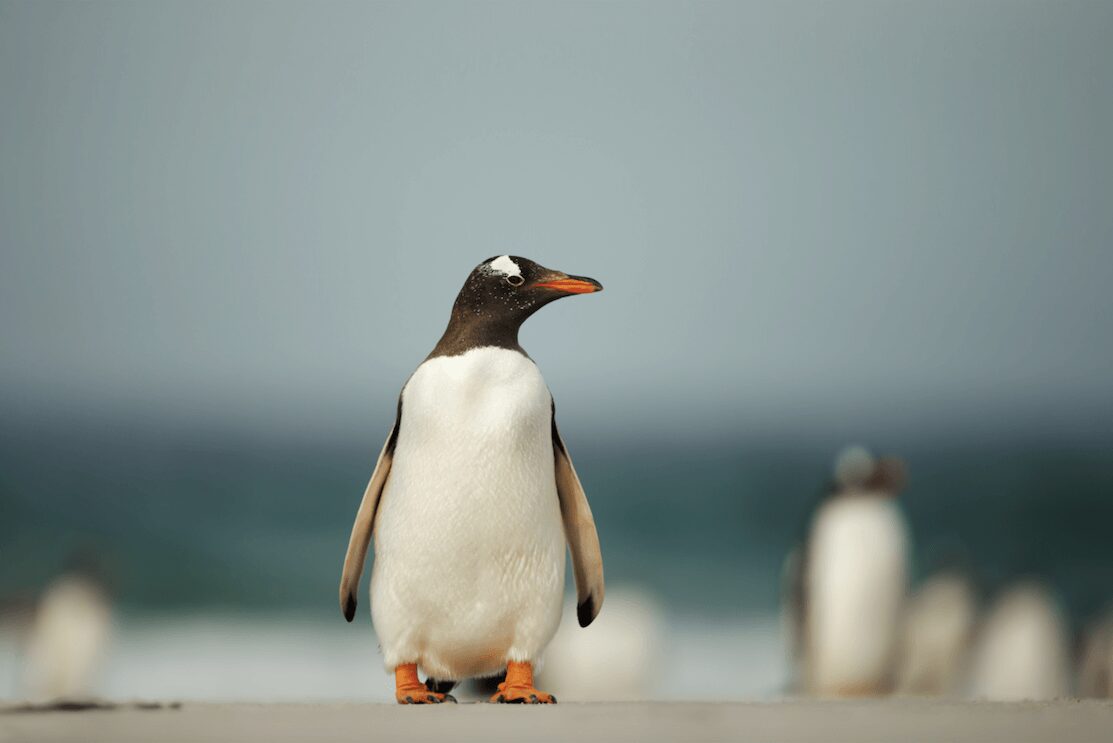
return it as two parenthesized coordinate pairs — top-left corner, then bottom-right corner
(893, 570), (978, 696)
(338, 256), (605, 704)
(968, 582), (1070, 701)
(780, 545), (806, 691)
(1077, 611), (1113, 698)
(540, 587), (665, 701)
(22, 564), (113, 702)
(801, 446), (910, 696)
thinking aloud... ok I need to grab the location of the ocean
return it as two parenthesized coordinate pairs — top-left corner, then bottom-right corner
(3, 417), (1113, 699)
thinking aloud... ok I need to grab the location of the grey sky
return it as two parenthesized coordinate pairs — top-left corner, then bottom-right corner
(1, 1), (1111, 441)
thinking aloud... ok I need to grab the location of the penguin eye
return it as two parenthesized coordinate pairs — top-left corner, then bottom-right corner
(505, 275), (524, 287)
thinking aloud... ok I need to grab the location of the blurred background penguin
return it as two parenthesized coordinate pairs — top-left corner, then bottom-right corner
(785, 447), (910, 697)
(968, 582), (1070, 701)
(1076, 608), (1113, 698)
(20, 552), (114, 703)
(893, 566), (978, 696)
(540, 587), (666, 702)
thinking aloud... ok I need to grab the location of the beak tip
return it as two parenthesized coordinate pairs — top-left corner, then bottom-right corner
(572, 275), (603, 293)
(536, 275), (603, 294)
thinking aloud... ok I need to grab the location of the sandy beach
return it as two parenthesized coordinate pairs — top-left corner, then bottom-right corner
(4, 700), (1113, 743)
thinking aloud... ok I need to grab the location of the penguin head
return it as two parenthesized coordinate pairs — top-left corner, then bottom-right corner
(452, 255), (603, 323)
(831, 445), (907, 497)
(833, 445), (875, 490)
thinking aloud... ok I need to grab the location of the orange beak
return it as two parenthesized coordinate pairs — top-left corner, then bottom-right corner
(534, 276), (603, 294)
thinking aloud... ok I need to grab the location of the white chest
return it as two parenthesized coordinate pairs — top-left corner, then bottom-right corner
(399, 347), (553, 449)
(374, 347), (561, 548)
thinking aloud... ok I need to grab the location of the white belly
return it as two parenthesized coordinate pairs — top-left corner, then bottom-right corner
(805, 495), (909, 695)
(969, 583), (1070, 700)
(370, 347), (565, 679)
(23, 577), (113, 701)
(894, 573), (977, 695)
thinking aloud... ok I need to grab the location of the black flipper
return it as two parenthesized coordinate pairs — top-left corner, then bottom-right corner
(338, 397), (403, 621)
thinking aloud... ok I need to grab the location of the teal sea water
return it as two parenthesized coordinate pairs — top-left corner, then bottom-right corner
(3, 417), (1113, 626)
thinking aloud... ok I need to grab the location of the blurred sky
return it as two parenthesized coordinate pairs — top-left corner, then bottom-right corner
(2, 0), (1111, 445)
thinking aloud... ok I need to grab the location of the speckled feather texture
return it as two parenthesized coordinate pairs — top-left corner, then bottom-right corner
(804, 495), (909, 695)
(370, 347), (566, 680)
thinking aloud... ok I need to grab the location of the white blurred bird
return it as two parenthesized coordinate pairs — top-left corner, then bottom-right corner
(800, 446), (911, 696)
(1076, 610), (1113, 698)
(968, 582), (1070, 700)
(539, 588), (665, 701)
(894, 570), (978, 695)
(22, 569), (113, 702)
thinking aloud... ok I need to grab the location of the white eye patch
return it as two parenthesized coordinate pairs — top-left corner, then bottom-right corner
(486, 255), (522, 279)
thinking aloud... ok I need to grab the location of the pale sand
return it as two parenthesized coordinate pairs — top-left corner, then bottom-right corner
(4, 700), (1113, 743)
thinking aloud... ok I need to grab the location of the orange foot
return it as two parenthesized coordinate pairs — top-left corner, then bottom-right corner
(490, 661), (557, 704)
(394, 663), (455, 704)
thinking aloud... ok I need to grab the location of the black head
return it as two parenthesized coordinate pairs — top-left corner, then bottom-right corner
(430, 256), (602, 358)
(455, 255), (602, 318)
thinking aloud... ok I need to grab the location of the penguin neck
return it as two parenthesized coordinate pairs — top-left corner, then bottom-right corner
(428, 308), (527, 359)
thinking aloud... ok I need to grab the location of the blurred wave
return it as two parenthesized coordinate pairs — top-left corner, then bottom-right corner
(3, 416), (1113, 622)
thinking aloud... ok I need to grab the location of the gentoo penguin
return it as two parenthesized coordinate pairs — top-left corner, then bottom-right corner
(893, 569), (978, 696)
(22, 560), (113, 702)
(968, 581), (1070, 700)
(1077, 610), (1113, 698)
(539, 587), (665, 701)
(339, 256), (605, 704)
(800, 446), (910, 696)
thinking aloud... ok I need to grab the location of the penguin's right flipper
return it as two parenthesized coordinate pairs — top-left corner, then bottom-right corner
(338, 399), (402, 622)
(552, 411), (604, 628)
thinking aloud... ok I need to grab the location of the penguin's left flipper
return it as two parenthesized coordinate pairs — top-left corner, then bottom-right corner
(339, 399), (402, 622)
(552, 407), (604, 627)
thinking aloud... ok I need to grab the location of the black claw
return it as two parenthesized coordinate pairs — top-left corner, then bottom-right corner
(529, 694), (538, 703)
(405, 696), (413, 703)
(507, 697), (525, 704)
(497, 694), (505, 703)
(443, 694), (457, 704)
(550, 695), (557, 704)
(343, 594), (357, 622)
